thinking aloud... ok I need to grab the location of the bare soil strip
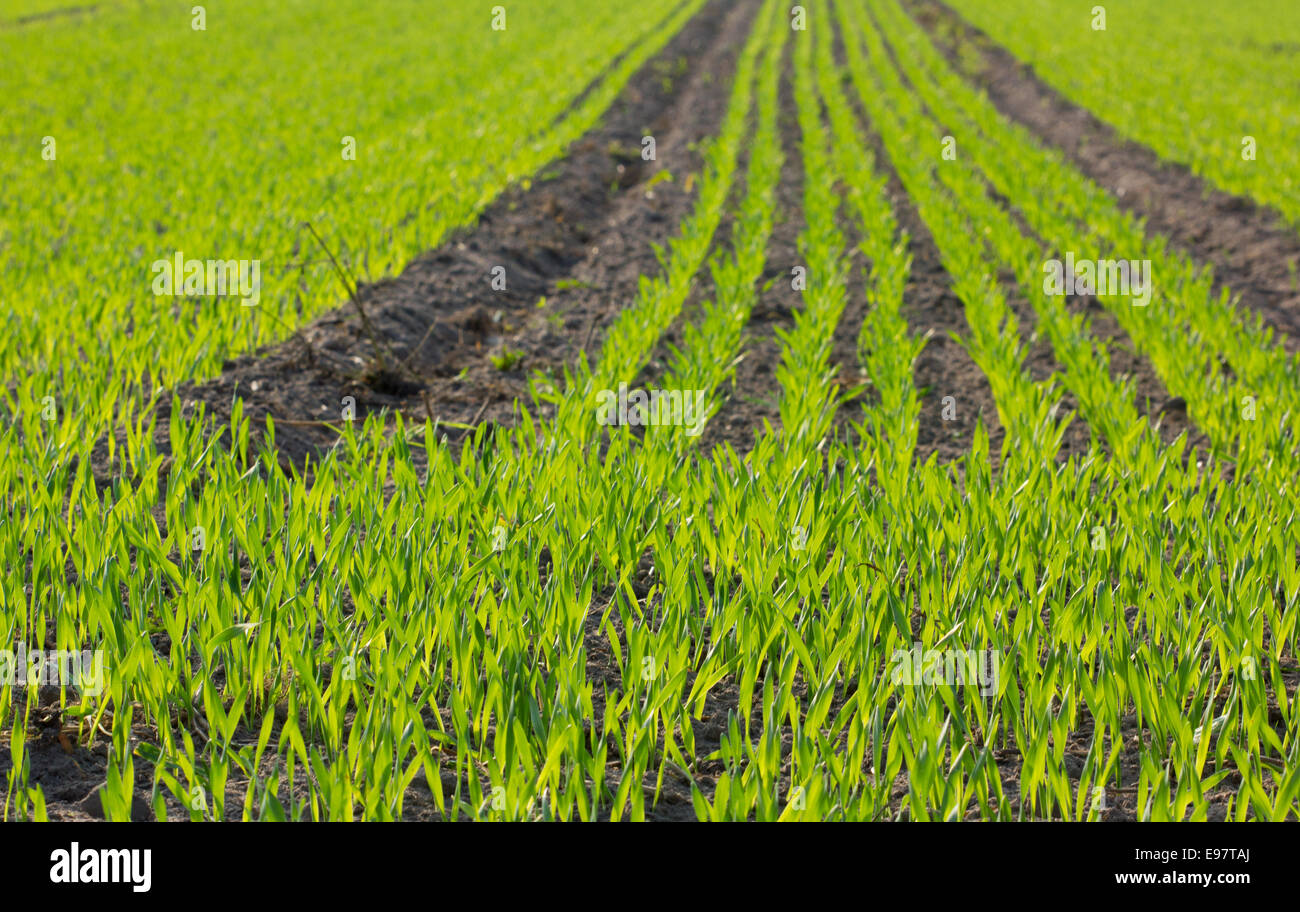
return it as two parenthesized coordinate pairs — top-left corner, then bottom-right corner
(831, 16), (1002, 466)
(537, 0), (696, 141)
(871, 0), (1289, 820)
(696, 37), (803, 456)
(910, 0), (1300, 357)
(875, 0), (1200, 456)
(161, 0), (758, 471)
(27, 0), (765, 822)
(864, 0), (1179, 462)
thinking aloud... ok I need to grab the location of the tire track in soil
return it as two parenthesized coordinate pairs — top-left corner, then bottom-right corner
(910, 0), (1300, 358)
(150, 0), (759, 475)
(833, 12), (1003, 469)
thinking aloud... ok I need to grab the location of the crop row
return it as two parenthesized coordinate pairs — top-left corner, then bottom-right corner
(943, 0), (1300, 230)
(2, 0), (1296, 822)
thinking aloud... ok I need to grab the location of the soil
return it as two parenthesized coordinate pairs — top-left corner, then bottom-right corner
(14, 0), (1295, 824)
(830, 16), (1003, 466)
(156, 0), (762, 474)
(868, 0), (1194, 461)
(12, 0), (766, 822)
(695, 33), (805, 455)
(910, 0), (1300, 358)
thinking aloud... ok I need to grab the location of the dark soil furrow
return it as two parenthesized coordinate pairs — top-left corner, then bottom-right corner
(697, 37), (804, 457)
(157, 0), (760, 471)
(627, 15), (764, 440)
(833, 11), (1002, 467)
(866, 0), (1189, 462)
(537, 0), (697, 143)
(909, 0), (1300, 357)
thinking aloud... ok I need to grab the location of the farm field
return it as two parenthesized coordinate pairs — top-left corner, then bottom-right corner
(0, 0), (1297, 827)
(941, 0), (1300, 230)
